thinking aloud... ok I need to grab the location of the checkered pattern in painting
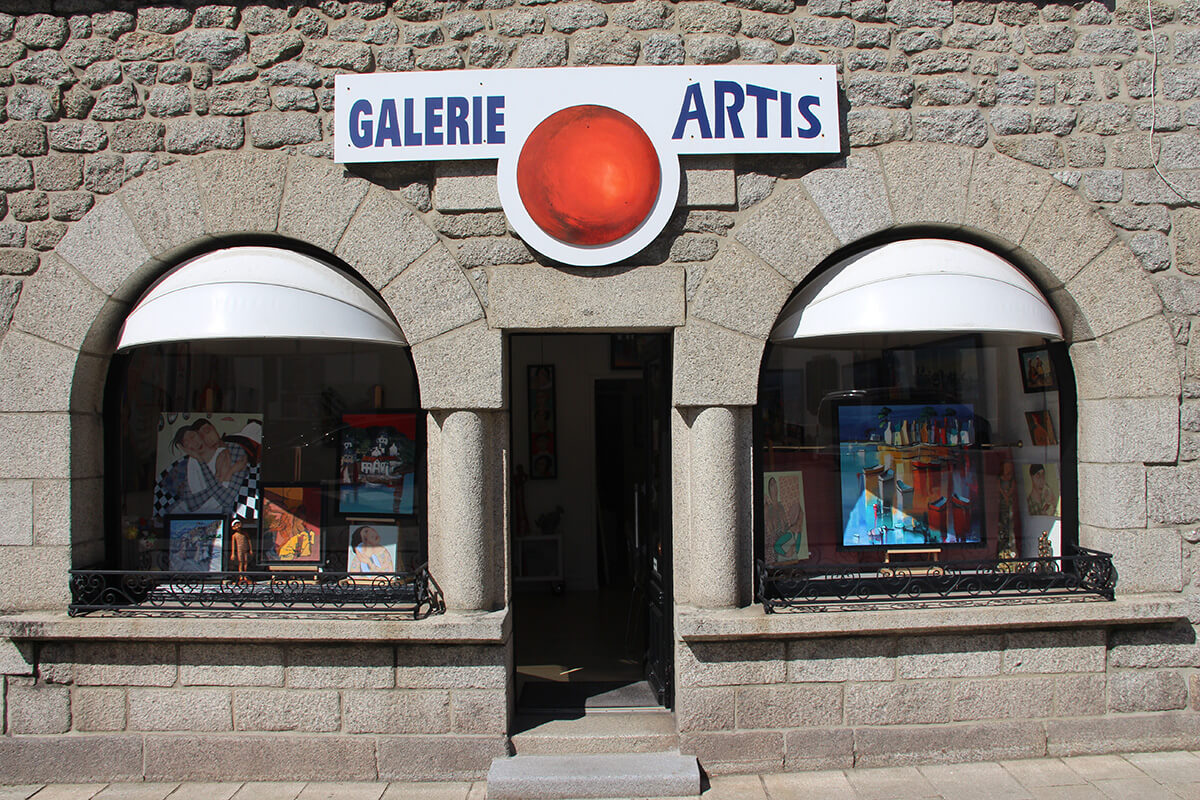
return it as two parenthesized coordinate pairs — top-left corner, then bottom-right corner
(153, 464), (260, 521)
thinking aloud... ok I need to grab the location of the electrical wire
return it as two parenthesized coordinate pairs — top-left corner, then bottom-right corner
(1147, 0), (1197, 204)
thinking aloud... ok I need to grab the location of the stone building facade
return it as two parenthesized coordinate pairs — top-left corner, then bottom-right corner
(0, 0), (1197, 784)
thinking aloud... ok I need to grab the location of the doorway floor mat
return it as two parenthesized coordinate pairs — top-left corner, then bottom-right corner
(518, 679), (658, 712)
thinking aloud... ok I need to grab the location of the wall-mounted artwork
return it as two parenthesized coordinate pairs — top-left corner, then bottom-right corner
(763, 471), (809, 564)
(1023, 463), (1060, 518)
(528, 365), (557, 479)
(154, 413), (262, 522)
(836, 402), (984, 548)
(339, 412), (418, 515)
(1025, 410), (1058, 446)
(260, 484), (322, 564)
(167, 515), (226, 573)
(1018, 346), (1057, 393)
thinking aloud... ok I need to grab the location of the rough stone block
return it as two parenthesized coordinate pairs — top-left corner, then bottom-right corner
(336, 186), (439, 292)
(1045, 712), (1200, 756)
(277, 158), (369, 253)
(678, 730), (784, 774)
(73, 686), (126, 731)
(782, 728), (855, 771)
(0, 545), (70, 610)
(951, 676), (1055, 721)
(690, 245), (795, 340)
(734, 183), (841, 284)
(1022, 184), (1116, 287)
(6, 678), (69, 734)
(376, 735), (509, 781)
(54, 196), (152, 299)
(117, 164), (205, 257)
(676, 685), (736, 732)
(1078, 463), (1146, 530)
(1148, 463), (1200, 526)
(343, 688), (450, 734)
(1080, 526), (1181, 593)
(0, 331), (77, 412)
(671, 318), (766, 407)
(897, 633), (1002, 678)
(179, 644), (284, 687)
(128, 687), (232, 731)
(1078, 396), (1178, 464)
(1052, 673), (1108, 717)
(1003, 628), (1106, 674)
(233, 688), (340, 732)
(75, 642), (177, 687)
(0, 735), (143, 783)
(788, 637), (896, 682)
(1065, 243), (1162, 339)
(382, 246), (481, 345)
(410, 320), (504, 410)
(676, 640), (785, 688)
(0, 413), (71, 481)
(845, 680), (953, 725)
(0, 639), (32, 676)
(880, 142), (972, 226)
(800, 152), (894, 245)
(450, 689), (506, 735)
(1108, 670), (1188, 712)
(1108, 623), (1200, 668)
(0, 480), (32, 545)
(680, 155), (735, 207)
(853, 721), (1046, 767)
(285, 644), (393, 689)
(394, 644), (506, 690)
(145, 734), (378, 781)
(736, 683), (842, 729)
(965, 150), (1053, 248)
(193, 152), (285, 237)
(1089, 317), (1181, 399)
(433, 162), (501, 212)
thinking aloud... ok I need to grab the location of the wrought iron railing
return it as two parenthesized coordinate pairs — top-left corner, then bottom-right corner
(758, 546), (1117, 612)
(68, 564), (445, 618)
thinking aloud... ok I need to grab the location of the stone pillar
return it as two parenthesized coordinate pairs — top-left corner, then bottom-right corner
(430, 409), (505, 611)
(687, 405), (753, 609)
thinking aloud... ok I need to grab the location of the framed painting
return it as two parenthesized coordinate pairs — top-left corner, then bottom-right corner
(1018, 345), (1057, 393)
(166, 515), (226, 573)
(1025, 410), (1058, 446)
(339, 412), (418, 516)
(260, 484), (323, 564)
(154, 412), (263, 522)
(528, 365), (557, 479)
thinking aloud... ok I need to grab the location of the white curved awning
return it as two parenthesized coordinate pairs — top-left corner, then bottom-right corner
(770, 239), (1063, 342)
(117, 246), (407, 350)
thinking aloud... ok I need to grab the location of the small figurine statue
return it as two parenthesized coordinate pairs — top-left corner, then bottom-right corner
(230, 518), (254, 584)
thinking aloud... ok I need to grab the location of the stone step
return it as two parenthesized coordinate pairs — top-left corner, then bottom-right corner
(510, 710), (679, 755)
(486, 751), (701, 799)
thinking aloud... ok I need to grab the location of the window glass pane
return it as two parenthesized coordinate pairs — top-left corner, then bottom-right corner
(109, 340), (422, 573)
(758, 332), (1067, 566)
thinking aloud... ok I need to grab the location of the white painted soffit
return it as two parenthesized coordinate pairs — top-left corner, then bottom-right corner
(769, 239), (1064, 342)
(117, 246), (407, 350)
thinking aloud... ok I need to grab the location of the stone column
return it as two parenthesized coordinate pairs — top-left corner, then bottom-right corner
(687, 405), (753, 609)
(430, 409), (505, 611)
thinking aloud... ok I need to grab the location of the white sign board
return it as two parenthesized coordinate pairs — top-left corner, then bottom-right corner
(335, 66), (841, 266)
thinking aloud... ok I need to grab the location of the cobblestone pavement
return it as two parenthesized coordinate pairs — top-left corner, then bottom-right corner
(1, 751), (1198, 800)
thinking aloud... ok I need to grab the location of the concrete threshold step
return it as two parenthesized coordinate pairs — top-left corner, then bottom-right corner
(487, 751), (701, 799)
(511, 710), (679, 755)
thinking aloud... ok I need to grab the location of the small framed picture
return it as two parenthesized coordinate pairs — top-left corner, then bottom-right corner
(338, 412), (419, 516)
(1018, 346), (1057, 393)
(260, 484), (323, 564)
(528, 365), (557, 479)
(1025, 410), (1058, 446)
(166, 515), (226, 573)
(346, 519), (422, 575)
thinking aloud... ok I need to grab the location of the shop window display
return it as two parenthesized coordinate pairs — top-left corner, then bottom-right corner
(757, 331), (1071, 570)
(105, 339), (424, 577)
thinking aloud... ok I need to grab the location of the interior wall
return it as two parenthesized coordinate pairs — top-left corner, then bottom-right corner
(510, 334), (639, 592)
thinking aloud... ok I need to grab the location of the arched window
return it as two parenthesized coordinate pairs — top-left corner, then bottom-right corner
(755, 239), (1104, 603)
(80, 246), (434, 614)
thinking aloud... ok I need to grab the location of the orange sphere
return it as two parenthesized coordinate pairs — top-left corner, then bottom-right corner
(517, 105), (661, 247)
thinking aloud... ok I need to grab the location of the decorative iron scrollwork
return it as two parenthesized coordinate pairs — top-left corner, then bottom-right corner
(757, 546), (1117, 612)
(69, 564), (446, 618)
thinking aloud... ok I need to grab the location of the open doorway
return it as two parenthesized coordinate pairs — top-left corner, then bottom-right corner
(509, 333), (672, 713)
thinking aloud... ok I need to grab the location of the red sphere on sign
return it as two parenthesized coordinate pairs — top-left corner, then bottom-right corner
(517, 105), (661, 247)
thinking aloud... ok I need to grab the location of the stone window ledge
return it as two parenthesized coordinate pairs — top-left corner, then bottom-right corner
(677, 593), (1194, 641)
(0, 607), (510, 645)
